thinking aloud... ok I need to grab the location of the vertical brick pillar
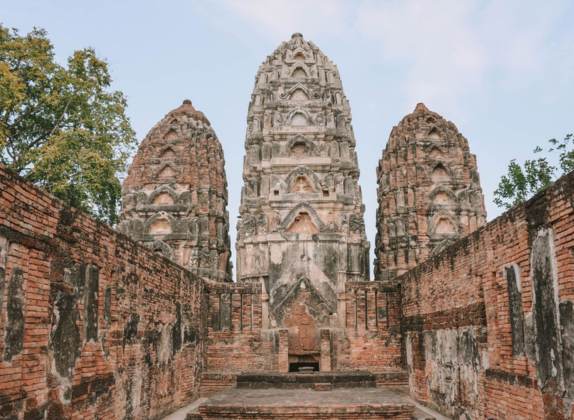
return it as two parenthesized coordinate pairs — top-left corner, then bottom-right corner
(320, 328), (332, 372)
(337, 272), (347, 328)
(278, 328), (289, 372)
(260, 276), (269, 329)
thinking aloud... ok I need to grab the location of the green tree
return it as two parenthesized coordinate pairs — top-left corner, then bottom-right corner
(494, 133), (573, 209)
(0, 25), (136, 224)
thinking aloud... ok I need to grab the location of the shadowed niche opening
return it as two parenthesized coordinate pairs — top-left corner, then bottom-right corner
(289, 361), (319, 373)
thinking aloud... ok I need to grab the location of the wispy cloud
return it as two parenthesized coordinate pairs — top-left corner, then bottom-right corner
(356, 0), (573, 114)
(209, 0), (573, 117)
(221, 0), (351, 40)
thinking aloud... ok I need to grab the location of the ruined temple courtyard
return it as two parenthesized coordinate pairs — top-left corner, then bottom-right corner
(1, 33), (573, 419)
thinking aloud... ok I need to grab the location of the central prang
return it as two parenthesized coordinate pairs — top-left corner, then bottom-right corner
(236, 33), (370, 367)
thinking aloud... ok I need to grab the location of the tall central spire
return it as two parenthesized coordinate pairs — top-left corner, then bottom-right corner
(236, 33), (369, 336)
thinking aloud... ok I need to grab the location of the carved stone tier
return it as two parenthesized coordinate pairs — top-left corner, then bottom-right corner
(119, 100), (232, 281)
(236, 32), (370, 344)
(374, 103), (486, 281)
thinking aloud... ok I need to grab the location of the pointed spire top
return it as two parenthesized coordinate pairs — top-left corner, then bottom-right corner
(414, 102), (429, 113)
(168, 99), (210, 125)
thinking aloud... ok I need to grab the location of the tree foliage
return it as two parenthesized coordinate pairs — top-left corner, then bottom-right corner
(494, 134), (573, 209)
(0, 25), (136, 224)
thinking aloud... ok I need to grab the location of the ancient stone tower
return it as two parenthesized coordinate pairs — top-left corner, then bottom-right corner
(374, 103), (486, 281)
(119, 100), (231, 281)
(236, 33), (370, 337)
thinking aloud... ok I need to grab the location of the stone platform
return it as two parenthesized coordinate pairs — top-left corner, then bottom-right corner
(236, 371), (377, 389)
(163, 371), (443, 420)
(189, 387), (416, 419)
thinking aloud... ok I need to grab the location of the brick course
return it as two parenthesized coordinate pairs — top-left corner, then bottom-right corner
(0, 167), (205, 419)
(399, 170), (574, 419)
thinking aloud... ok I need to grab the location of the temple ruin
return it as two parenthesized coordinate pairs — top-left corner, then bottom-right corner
(0, 33), (573, 419)
(236, 33), (370, 362)
(375, 102), (487, 280)
(118, 100), (231, 281)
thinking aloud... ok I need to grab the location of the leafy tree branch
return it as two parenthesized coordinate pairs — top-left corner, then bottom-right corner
(494, 133), (573, 209)
(0, 25), (136, 224)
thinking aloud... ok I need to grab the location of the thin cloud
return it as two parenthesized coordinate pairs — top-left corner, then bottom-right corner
(356, 0), (573, 115)
(221, 0), (351, 40)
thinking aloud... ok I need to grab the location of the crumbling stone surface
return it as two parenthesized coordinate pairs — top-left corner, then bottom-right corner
(375, 103), (486, 281)
(119, 100), (231, 281)
(236, 33), (370, 338)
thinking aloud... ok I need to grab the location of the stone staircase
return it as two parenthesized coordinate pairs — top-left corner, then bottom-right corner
(168, 370), (445, 420)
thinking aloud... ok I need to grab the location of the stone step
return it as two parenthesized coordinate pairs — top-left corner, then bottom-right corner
(190, 387), (416, 419)
(374, 371), (409, 387)
(236, 371), (377, 389)
(313, 382), (333, 391)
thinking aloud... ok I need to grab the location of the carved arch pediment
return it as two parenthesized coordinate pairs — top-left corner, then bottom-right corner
(287, 108), (313, 126)
(280, 202), (325, 232)
(428, 211), (459, 237)
(428, 186), (457, 206)
(147, 185), (178, 205)
(271, 276), (333, 325)
(144, 211), (176, 235)
(286, 83), (310, 101)
(428, 145), (443, 159)
(286, 136), (316, 157)
(159, 145), (177, 159)
(290, 65), (308, 79)
(428, 126), (443, 140)
(155, 163), (179, 179)
(430, 162), (452, 183)
(285, 166), (321, 192)
(163, 127), (179, 142)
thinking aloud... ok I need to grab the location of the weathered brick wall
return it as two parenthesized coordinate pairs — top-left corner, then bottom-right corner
(336, 282), (402, 373)
(202, 281), (280, 395)
(204, 281), (276, 373)
(0, 167), (206, 419)
(399, 170), (574, 419)
(203, 280), (404, 383)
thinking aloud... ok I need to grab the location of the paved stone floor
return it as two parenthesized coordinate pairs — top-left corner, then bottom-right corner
(203, 387), (408, 407)
(162, 387), (448, 419)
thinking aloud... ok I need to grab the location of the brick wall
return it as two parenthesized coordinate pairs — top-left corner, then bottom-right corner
(0, 167), (206, 419)
(204, 281), (277, 374)
(203, 279), (404, 384)
(399, 170), (574, 419)
(336, 281), (402, 373)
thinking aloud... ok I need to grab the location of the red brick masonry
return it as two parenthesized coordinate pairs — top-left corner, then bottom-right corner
(1, 165), (574, 419)
(0, 167), (206, 419)
(400, 170), (574, 419)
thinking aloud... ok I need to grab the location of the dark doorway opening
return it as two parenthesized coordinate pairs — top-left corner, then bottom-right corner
(289, 361), (319, 372)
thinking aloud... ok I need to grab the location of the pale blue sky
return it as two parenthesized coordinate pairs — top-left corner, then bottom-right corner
(4, 0), (574, 275)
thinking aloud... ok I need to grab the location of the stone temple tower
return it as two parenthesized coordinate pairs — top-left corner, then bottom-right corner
(236, 33), (370, 337)
(119, 100), (231, 282)
(374, 103), (486, 281)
